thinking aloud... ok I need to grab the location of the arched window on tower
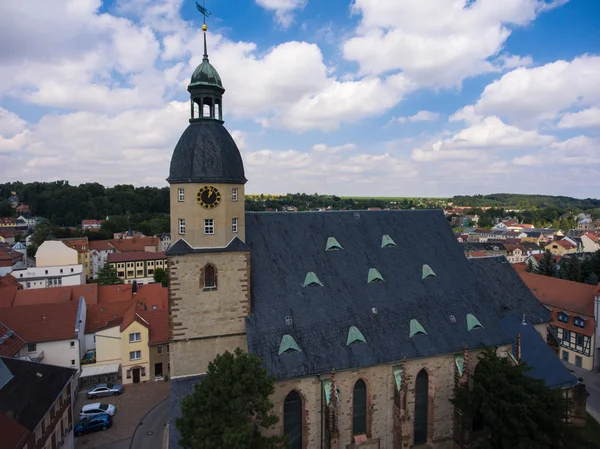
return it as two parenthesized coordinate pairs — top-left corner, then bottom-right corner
(193, 101), (200, 119)
(203, 264), (217, 290)
(353, 379), (367, 436)
(214, 102), (220, 120)
(284, 390), (303, 449)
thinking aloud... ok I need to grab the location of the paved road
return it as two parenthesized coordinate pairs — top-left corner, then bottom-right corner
(95, 439), (131, 449)
(564, 363), (600, 422)
(129, 397), (169, 449)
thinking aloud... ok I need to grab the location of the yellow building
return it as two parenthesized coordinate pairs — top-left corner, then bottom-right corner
(545, 238), (578, 256)
(108, 251), (167, 285)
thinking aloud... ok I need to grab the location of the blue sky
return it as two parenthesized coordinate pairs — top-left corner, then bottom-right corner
(0, 0), (599, 197)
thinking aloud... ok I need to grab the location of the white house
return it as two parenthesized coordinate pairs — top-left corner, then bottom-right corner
(582, 233), (600, 253)
(10, 264), (85, 289)
(89, 240), (115, 279)
(17, 215), (37, 229)
(36, 240), (79, 267)
(158, 234), (171, 252)
(0, 296), (87, 372)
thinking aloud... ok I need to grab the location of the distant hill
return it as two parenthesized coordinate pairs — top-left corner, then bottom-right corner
(451, 194), (600, 212)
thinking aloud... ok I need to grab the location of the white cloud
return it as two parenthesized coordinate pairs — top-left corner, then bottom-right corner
(394, 110), (439, 124)
(513, 135), (600, 166)
(312, 143), (356, 153)
(471, 55), (600, 126)
(412, 115), (555, 162)
(255, 0), (306, 28)
(557, 107), (600, 129)
(343, 0), (553, 88)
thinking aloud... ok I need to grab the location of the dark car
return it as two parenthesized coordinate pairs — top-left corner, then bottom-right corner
(87, 382), (124, 399)
(74, 413), (112, 436)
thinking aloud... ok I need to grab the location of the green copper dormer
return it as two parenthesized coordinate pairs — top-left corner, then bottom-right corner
(188, 23), (225, 124)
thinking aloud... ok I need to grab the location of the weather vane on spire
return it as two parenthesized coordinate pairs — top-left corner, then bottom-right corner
(196, 0), (211, 26)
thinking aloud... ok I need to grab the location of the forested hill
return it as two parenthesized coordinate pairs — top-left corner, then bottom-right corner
(451, 193), (600, 211)
(1, 181), (599, 227)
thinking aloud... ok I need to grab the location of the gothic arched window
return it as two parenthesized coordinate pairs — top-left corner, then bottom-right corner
(414, 369), (429, 445)
(284, 390), (303, 449)
(353, 379), (367, 435)
(203, 265), (217, 290)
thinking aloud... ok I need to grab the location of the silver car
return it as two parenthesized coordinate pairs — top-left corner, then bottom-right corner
(87, 383), (124, 399)
(80, 403), (116, 420)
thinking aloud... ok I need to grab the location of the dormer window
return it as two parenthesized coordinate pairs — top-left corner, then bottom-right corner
(557, 312), (569, 323)
(574, 316), (586, 328)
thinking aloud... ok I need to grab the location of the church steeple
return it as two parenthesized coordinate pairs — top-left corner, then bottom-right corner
(188, 22), (224, 123)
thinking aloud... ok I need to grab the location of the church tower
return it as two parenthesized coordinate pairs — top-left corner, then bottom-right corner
(166, 22), (250, 378)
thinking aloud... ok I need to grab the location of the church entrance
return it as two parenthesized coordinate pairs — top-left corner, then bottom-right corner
(414, 369), (429, 445)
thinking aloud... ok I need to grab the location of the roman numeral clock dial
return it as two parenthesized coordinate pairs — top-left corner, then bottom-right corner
(197, 185), (221, 209)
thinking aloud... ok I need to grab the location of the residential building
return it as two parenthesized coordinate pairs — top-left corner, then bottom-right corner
(545, 238), (578, 256)
(158, 233), (171, 252)
(0, 297), (87, 371)
(0, 231), (19, 244)
(505, 244), (527, 264)
(17, 215), (36, 229)
(0, 357), (76, 449)
(89, 240), (115, 279)
(36, 240), (79, 267)
(108, 251), (167, 284)
(60, 238), (91, 279)
(138, 309), (169, 380)
(15, 205), (30, 214)
(109, 237), (160, 253)
(112, 230), (146, 240)
(10, 265), (85, 289)
(165, 33), (579, 449)
(578, 217), (595, 232)
(0, 217), (16, 227)
(7, 193), (19, 208)
(581, 232), (600, 253)
(81, 219), (103, 231)
(520, 273), (597, 371)
(461, 242), (507, 258)
(0, 246), (26, 276)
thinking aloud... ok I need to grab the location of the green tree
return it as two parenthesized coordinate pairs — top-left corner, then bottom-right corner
(560, 257), (582, 283)
(0, 200), (13, 217)
(534, 251), (557, 277)
(586, 272), (599, 286)
(96, 265), (124, 286)
(153, 268), (169, 287)
(26, 244), (37, 258)
(451, 347), (584, 449)
(525, 258), (534, 273)
(176, 348), (284, 449)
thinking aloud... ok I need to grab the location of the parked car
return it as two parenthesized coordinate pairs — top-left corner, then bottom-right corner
(74, 414), (113, 436)
(87, 383), (124, 399)
(80, 403), (116, 420)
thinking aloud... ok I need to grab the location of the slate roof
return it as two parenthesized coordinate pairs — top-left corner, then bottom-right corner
(167, 122), (247, 185)
(500, 314), (577, 389)
(0, 357), (76, 431)
(467, 256), (550, 325)
(245, 210), (511, 380)
(169, 374), (205, 449)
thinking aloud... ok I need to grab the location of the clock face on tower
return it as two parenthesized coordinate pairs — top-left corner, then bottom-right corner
(197, 185), (221, 209)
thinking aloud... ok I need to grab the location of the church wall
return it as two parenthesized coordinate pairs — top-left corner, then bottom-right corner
(170, 334), (248, 377)
(169, 251), (250, 377)
(266, 347), (511, 449)
(170, 182), (245, 248)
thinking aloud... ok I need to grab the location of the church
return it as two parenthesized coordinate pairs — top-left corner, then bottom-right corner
(166, 22), (577, 449)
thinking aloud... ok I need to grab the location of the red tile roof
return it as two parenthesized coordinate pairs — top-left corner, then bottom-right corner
(89, 240), (114, 251)
(0, 275), (20, 307)
(553, 239), (576, 250)
(13, 284), (98, 306)
(138, 309), (169, 345)
(82, 219), (101, 225)
(0, 414), (31, 449)
(519, 272), (597, 316)
(109, 237), (159, 253)
(547, 308), (596, 337)
(0, 320), (27, 357)
(0, 301), (79, 343)
(108, 251), (166, 263)
(512, 263), (527, 273)
(583, 233), (599, 243)
(60, 237), (89, 253)
(86, 301), (137, 333)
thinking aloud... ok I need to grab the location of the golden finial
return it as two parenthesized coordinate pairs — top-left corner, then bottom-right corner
(202, 23), (208, 32)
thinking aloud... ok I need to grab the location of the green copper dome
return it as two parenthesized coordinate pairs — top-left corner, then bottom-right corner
(190, 58), (223, 88)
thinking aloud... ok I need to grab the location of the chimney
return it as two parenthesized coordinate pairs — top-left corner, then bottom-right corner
(516, 333), (522, 362)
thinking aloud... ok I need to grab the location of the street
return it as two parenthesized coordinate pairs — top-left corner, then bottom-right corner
(564, 363), (600, 422)
(129, 397), (169, 449)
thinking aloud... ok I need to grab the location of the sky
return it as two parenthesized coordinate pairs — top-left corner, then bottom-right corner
(0, 0), (599, 198)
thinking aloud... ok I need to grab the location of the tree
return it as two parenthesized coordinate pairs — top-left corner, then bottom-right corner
(585, 272), (599, 286)
(525, 258), (534, 273)
(153, 268), (168, 287)
(96, 265), (124, 286)
(451, 347), (585, 449)
(560, 257), (582, 283)
(534, 251), (556, 277)
(176, 348), (285, 449)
